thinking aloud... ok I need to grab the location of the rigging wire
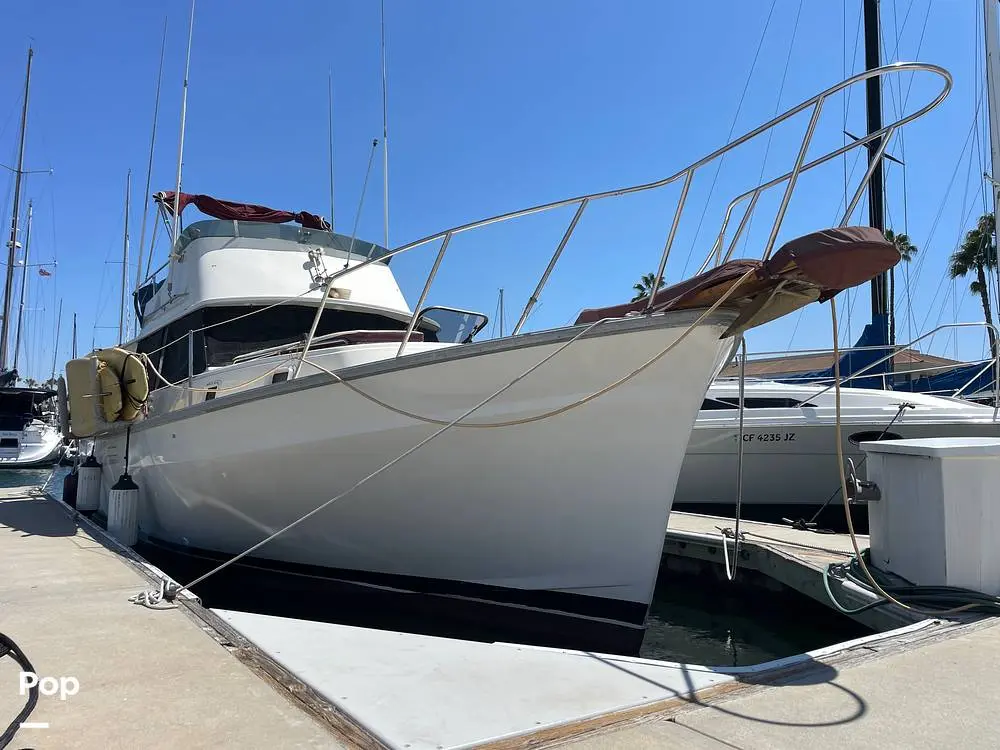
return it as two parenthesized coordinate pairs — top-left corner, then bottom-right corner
(680, 0), (778, 280)
(908, 101), (983, 317)
(741, 0), (804, 256)
(921, 124), (983, 342)
(902, 1), (932, 343)
(135, 16), (168, 301)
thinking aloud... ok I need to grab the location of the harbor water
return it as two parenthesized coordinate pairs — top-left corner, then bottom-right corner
(19, 468), (868, 666)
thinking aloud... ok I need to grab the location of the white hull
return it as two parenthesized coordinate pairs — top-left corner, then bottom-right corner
(91, 311), (738, 646)
(677, 382), (1000, 506)
(0, 423), (63, 468)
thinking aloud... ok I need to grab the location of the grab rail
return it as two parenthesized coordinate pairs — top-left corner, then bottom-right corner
(293, 62), (951, 368)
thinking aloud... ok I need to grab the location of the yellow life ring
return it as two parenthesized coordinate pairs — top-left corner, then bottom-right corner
(96, 360), (123, 422)
(64, 347), (151, 436)
(95, 347), (150, 422)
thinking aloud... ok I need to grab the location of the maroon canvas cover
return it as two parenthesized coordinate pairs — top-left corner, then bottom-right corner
(575, 226), (898, 324)
(760, 226), (898, 301)
(155, 191), (331, 231)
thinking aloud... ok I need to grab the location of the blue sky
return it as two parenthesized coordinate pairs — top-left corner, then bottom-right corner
(1, 0), (996, 381)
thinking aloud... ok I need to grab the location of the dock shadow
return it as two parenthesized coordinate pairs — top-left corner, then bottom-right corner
(0, 497), (77, 538)
(586, 651), (867, 729)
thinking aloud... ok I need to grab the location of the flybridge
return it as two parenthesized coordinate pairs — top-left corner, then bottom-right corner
(153, 191), (331, 232)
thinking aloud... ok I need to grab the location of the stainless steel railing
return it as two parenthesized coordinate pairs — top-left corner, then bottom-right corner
(294, 62), (951, 367)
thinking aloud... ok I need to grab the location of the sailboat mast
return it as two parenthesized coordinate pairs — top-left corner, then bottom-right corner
(170, 0), (197, 256)
(135, 16), (168, 295)
(863, 0), (889, 330)
(119, 169), (132, 345)
(985, 0), (1000, 275)
(12, 200), (32, 373)
(2, 47), (33, 372)
(380, 0), (390, 249)
(328, 69), (336, 232)
(50, 298), (62, 382)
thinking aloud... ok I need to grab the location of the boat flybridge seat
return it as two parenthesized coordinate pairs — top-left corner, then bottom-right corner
(576, 226), (897, 336)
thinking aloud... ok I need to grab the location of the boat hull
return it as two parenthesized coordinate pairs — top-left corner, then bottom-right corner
(677, 418), (1000, 507)
(0, 427), (64, 469)
(91, 311), (737, 653)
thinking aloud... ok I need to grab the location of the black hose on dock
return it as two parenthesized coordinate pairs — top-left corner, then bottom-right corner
(825, 549), (1000, 615)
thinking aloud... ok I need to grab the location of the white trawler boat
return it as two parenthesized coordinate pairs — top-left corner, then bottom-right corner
(62, 62), (946, 653)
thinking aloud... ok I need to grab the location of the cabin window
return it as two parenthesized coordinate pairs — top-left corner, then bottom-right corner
(136, 329), (165, 383)
(158, 313), (207, 384)
(700, 398), (738, 410)
(200, 305), (417, 366)
(708, 397), (818, 409)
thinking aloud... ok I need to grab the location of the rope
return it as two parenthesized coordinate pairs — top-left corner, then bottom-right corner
(127, 578), (178, 610)
(722, 336), (747, 581)
(132, 269), (757, 601)
(830, 296), (983, 616)
(789, 399), (915, 529)
(164, 315), (613, 596)
(300, 269), (755, 429)
(144, 351), (298, 394)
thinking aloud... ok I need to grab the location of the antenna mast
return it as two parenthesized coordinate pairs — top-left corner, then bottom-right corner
(50, 298), (62, 381)
(328, 69), (336, 232)
(170, 0), (197, 265)
(12, 200), (32, 374)
(72, 312), (77, 359)
(119, 170), (132, 345)
(984, 0), (1000, 330)
(380, 0), (390, 249)
(2, 47), (33, 372)
(135, 16), (168, 294)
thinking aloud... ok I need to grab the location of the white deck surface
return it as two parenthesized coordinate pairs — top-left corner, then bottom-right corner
(216, 610), (735, 749)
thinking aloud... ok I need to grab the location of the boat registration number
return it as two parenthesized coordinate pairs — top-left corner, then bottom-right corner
(741, 432), (795, 442)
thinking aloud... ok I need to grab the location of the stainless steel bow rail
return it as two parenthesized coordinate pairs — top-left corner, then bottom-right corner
(294, 62), (951, 364)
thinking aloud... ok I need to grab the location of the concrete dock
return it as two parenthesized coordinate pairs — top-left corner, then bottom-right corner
(0, 486), (347, 749)
(2, 482), (997, 749)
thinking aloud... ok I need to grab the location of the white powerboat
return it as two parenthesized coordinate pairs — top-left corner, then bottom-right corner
(62, 62), (945, 653)
(675, 379), (1000, 510)
(0, 386), (65, 468)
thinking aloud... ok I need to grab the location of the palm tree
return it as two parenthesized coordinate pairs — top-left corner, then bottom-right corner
(949, 213), (999, 361)
(631, 272), (665, 302)
(884, 229), (918, 345)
